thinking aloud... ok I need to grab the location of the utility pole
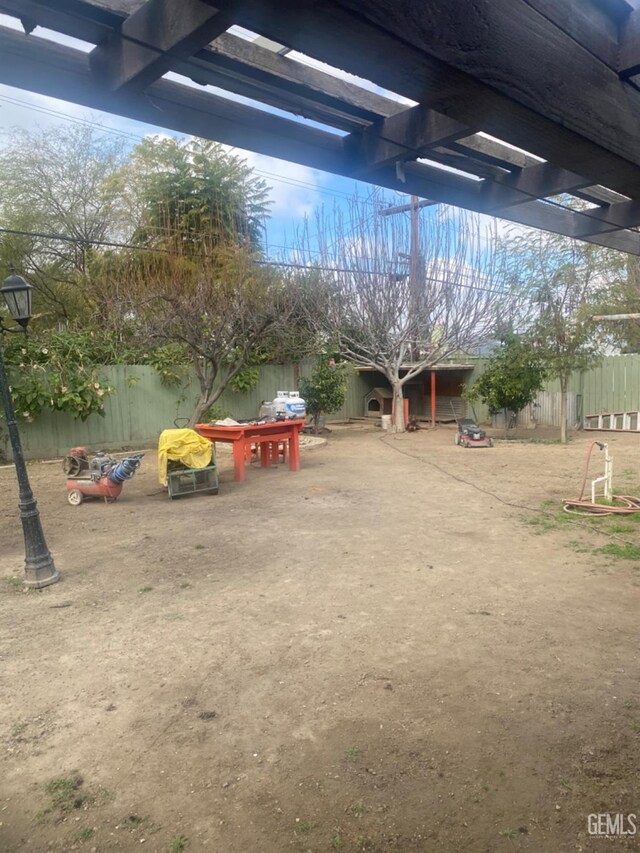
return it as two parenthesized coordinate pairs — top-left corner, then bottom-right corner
(409, 196), (420, 361)
(378, 196), (438, 427)
(379, 196), (434, 360)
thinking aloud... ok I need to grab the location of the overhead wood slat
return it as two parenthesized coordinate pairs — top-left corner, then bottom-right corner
(450, 137), (542, 171)
(89, 0), (232, 93)
(176, 32), (405, 132)
(452, 137), (631, 207)
(573, 186), (631, 206)
(2, 0), (640, 253)
(427, 148), (508, 181)
(345, 106), (471, 172)
(480, 163), (591, 210)
(209, 0), (640, 198)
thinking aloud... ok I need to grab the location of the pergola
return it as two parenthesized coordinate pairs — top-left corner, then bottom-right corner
(2, 0), (640, 253)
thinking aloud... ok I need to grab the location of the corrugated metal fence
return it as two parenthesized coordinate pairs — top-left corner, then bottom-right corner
(491, 392), (577, 430)
(2, 362), (373, 460)
(489, 355), (640, 429)
(579, 354), (640, 416)
(4, 354), (640, 459)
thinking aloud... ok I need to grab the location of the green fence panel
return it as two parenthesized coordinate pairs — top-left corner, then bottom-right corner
(10, 353), (640, 460)
(3, 363), (321, 460)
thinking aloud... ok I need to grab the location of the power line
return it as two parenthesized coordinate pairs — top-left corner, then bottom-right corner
(0, 91), (379, 206)
(0, 225), (505, 293)
(2, 16), (588, 227)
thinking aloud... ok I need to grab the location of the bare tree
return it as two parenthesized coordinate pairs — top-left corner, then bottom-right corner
(92, 243), (302, 426)
(297, 195), (507, 431)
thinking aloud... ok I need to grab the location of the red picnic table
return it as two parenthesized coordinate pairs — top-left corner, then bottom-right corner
(195, 419), (305, 482)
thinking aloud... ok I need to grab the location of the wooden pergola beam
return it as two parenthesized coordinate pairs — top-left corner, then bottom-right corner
(2, 24), (640, 255)
(393, 161), (640, 254)
(209, 0), (640, 198)
(0, 0), (119, 43)
(523, 0), (621, 70)
(88, 0), (232, 93)
(345, 105), (471, 172)
(330, 0), (640, 189)
(2, 2), (640, 252)
(572, 200), (640, 236)
(1, 0), (636, 207)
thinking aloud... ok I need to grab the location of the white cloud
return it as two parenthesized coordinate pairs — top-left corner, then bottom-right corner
(236, 149), (329, 219)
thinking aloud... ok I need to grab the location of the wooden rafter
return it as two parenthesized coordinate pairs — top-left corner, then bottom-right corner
(0, 0), (640, 252)
(89, 0), (232, 93)
(207, 0), (640, 195)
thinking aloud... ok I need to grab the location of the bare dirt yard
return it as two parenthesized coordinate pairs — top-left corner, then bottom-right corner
(1, 423), (640, 853)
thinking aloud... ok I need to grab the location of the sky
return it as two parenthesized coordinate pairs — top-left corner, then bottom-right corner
(0, 12), (532, 258)
(0, 14), (421, 254)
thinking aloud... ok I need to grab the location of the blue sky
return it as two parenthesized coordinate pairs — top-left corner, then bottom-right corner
(0, 13), (422, 255)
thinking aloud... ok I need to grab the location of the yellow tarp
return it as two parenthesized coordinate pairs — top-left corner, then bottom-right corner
(158, 428), (213, 486)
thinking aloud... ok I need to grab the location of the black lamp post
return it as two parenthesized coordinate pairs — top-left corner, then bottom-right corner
(0, 270), (59, 588)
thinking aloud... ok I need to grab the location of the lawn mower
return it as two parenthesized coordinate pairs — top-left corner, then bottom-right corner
(454, 418), (494, 448)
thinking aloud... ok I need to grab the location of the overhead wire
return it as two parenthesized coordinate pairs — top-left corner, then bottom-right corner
(0, 226), (506, 294)
(0, 8), (625, 233)
(0, 92), (371, 206)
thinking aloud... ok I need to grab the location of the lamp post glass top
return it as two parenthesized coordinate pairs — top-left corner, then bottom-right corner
(1, 271), (33, 328)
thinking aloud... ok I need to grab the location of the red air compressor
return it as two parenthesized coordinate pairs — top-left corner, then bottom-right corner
(63, 447), (144, 505)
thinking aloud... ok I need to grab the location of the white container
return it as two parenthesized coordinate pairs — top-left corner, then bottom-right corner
(258, 400), (277, 419)
(381, 414), (392, 430)
(273, 391), (306, 419)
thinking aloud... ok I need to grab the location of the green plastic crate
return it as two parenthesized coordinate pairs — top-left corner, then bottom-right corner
(167, 463), (219, 499)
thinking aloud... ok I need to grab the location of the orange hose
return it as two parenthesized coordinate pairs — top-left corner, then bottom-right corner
(563, 441), (640, 515)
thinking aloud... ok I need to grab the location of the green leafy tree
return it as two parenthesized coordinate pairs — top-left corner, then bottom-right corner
(108, 136), (271, 253)
(0, 124), (125, 325)
(466, 334), (547, 432)
(0, 326), (193, 462)
(91, 138), (318, 425)
(501, 232), (605, 442)
(1, 331), (115, 426)
(299, 358), (351, 432)
(591, 255), (640, 353)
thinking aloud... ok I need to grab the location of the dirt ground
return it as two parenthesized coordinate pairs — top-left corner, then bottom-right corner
(1, 423), (640, 853)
